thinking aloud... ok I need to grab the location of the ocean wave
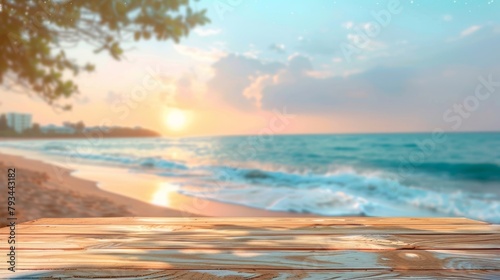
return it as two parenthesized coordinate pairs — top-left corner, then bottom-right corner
(42, 144), (70, 152)
(179, 166), (500, 223)
(213, 166), (323, 185)
(138, 157), (188, 170)
(412, 162), (500, 181)
(42, 148), (189, 171)
(266, 188), (373, 216)
(1, 135), (499, 223)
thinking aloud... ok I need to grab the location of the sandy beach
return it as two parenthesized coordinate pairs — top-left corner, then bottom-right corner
(0, 150), (306, 227)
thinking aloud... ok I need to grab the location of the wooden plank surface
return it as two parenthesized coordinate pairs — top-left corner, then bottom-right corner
(1, 217), (499, 279)
(2, 234), (499, 250)
(4, 223), (498, 236)
(24, 217), (488, 225)
(1, 249), (499, 270)
(2, 269), (500, 279)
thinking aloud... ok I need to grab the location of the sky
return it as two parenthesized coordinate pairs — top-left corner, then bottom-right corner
(2, 0), (500, 136)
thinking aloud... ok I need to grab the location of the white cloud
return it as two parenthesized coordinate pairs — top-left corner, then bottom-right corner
(347, 34), (386, 51)
(242, 44), (261, 59)
(460, 25), (481, 37)
(243, 49), (260, 59)
(362, 22), (376, 32)
(342, 21), (354, 29)
(193, 28), (222, 37)
(306, 70), (333, 78)
(243, 74), (274, 108)
(341, 68), (363, 77)
(174, 45), (227, 62)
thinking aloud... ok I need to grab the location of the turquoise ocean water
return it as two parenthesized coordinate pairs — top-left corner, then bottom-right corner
(1, 132), (499, 222)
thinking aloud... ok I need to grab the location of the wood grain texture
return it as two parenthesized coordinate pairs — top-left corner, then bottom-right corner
(24, 217), (488, 225)
(2, 234), (499, 250)
(1, 217), (498, 279)
(3, 223), (498, 236)
(2, 269), (500, 279)
(0, 249), (499, 270)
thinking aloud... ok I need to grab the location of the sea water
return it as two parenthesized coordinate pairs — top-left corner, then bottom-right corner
(1, 132), (499, 222)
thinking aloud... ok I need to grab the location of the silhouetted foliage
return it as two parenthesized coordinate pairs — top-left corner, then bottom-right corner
(0, 121), (161, 138)
(0, 0), (209, 110)
(75, 121), (85, 133)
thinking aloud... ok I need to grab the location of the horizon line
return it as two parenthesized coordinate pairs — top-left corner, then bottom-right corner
(167, 130), (500, 139)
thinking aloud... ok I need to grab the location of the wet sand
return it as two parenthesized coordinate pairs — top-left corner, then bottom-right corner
(0, 151), (308, 227)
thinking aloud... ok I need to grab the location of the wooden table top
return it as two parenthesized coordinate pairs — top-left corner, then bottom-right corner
(1, 217), (499, 279)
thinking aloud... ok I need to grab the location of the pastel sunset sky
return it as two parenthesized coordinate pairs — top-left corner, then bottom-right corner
(2, 0), (500, 136)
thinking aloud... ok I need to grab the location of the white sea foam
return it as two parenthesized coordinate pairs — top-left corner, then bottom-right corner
(178, 167), (500, 223)
(1, 136), (499, 223)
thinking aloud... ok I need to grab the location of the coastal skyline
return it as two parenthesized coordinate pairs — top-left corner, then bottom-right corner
(1, 0), (499, 137)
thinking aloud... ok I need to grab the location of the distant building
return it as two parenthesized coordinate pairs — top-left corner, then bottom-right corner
(40, 124), (76, 134)
(6, 113), (32, 133)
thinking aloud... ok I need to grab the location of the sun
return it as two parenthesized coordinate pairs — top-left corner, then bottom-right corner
(165, 109), (187, 131)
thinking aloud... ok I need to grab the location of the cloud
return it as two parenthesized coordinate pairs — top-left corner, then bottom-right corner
(286, 54), (313, 76)
(200, 27), (500, 131)
(207, 54), (284, 110)
(342, 22), (388, 54)
(242, 44), (261, 59)
(346, 33), (386, 51)
(243, 74), (274, 108)
(255, 58), (415, 114)
(203, 53), (417, 114)
(442, 25), (500, 66)
(342, 21), (354, 29)
(306, 70), (334, 78)
(174, 45), (227, 62)
(460, 25), (481, 37)
(269, 43), (286, 53)
(193, 28), (222, 37)
(243, 29), (500, 119)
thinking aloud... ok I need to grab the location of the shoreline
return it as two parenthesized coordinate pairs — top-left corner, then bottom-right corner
(0, 152), (194, 227)
(0, 150), (311, 226)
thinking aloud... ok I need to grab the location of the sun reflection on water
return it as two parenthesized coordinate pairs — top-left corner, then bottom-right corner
(151, 182), (180, 207)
